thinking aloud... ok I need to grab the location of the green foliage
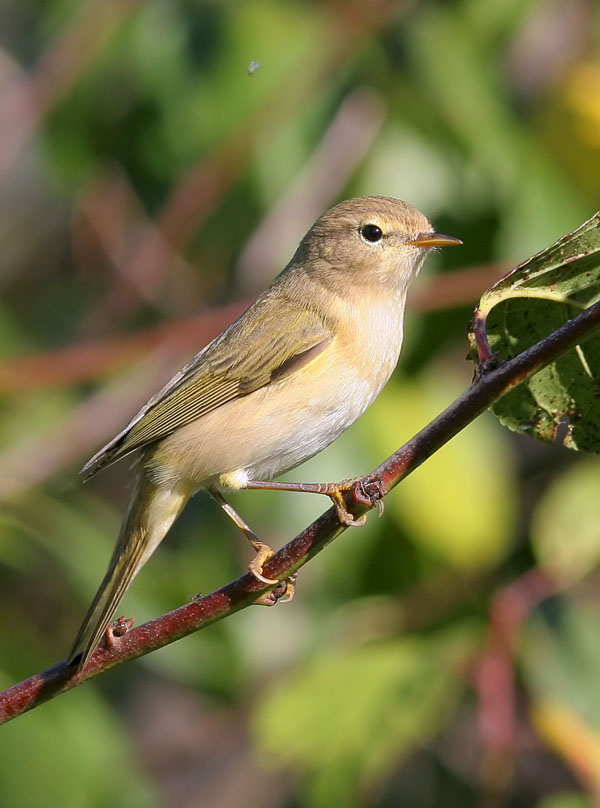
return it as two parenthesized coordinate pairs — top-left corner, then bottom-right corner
(521, 598), (600, 795)
(474, 213), (600, 451)
(367, 372), (516, 571)
(538, 796), (593, 808)
(0, 684), (156, 808)
(532, 458), (600, 585)
(2, 0), (600, 805)
(254, 627), (475, 808)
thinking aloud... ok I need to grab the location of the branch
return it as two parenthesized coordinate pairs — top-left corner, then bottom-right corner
(2, 300), (599, 724)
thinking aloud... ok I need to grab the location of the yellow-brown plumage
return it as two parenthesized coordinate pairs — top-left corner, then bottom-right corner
(68, 196), (460, 670)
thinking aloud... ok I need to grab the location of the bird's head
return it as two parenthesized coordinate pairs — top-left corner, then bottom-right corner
(297, 196), (461, 294)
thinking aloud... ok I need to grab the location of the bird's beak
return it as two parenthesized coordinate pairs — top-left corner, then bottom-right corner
(406, 232), (463, 248)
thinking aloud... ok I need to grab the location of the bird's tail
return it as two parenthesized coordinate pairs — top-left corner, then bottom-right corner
(68, 473), (191, 671)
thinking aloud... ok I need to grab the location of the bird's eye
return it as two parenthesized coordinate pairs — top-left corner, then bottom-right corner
(360, 224), (383, 243)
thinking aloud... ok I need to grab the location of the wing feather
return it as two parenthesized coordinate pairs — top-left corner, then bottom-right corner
(82, 295), (332, 478)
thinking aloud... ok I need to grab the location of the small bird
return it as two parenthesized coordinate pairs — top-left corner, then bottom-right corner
(68, 196), (461, 670)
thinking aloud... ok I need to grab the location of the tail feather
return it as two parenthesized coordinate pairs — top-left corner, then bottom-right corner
(68, 474), (190, 671)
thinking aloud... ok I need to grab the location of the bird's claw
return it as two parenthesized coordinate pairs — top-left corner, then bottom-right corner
(330, 490), (367, 527)
(254, 573), (297, 606)
(249, 541), (279, 585)
(328, 477), (386, 526)
(352, 477), (386, 508)
(279, 573), (297, 603)
(338, 510), (368, 527)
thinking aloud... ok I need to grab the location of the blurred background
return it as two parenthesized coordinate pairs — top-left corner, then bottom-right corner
(1, 0), (600, 805)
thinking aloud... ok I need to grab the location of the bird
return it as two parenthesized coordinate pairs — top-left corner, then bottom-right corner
(67, 195), (461, 670)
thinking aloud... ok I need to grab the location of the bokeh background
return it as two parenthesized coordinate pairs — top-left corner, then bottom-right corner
(1, 0), (600, 806)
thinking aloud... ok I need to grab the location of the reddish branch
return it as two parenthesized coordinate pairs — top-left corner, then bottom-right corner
(0, 301), (250, 394)
(0, 263), (505, 394)
(1, 299), (599, 724)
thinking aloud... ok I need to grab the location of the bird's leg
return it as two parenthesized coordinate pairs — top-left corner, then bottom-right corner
(209, 476), (384, 588)
(243, 477), (384, 527)
(209, 489), (279, 585)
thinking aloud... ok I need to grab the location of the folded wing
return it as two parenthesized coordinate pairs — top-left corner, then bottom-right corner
(82, 299), (332, 478)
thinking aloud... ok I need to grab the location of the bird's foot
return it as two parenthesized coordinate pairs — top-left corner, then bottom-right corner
(242, 475), (385, 527)
(248, 539), (279, 585)
(327, 476), (386, 527)
(329, 488), (367, 526)
(255, 573), (297, 606)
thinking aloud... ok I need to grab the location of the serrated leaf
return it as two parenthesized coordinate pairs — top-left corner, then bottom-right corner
(471, 212), (600, 452)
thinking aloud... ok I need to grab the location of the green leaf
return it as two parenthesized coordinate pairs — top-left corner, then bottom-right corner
(521, 600), (600, 732)
(471, 212), (600, 452)
(521, 600), (600, 792)
(0, 681), (156, 808)
(531, 458), (600, 585)
(252, 627), (474, 808)
(537, 794), (593, 808)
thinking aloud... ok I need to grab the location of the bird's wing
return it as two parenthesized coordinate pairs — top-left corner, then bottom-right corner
(82, 299), (332, 478)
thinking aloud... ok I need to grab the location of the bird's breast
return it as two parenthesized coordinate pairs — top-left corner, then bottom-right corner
(237, 293), (406, 480)
(150, 295), (406, 488)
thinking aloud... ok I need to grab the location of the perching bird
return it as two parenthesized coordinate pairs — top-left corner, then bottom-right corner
(68, 196), (461, 670)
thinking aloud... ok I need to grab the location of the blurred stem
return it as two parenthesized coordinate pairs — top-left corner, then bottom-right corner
(474, 567), (558, 795)
(0, 262), (505, 394)
(1, 300), (599, 724)
(0, 0), (142, 187)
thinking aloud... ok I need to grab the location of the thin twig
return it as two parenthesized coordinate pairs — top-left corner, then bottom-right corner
(1, 300), (599, 724)
(74, 170), (202, 323)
